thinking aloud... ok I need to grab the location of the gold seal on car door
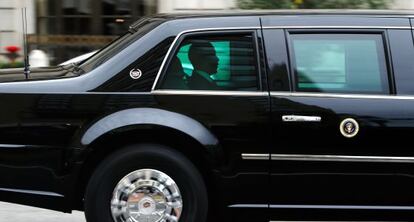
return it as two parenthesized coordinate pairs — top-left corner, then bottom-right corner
(339, 118), (359, 138)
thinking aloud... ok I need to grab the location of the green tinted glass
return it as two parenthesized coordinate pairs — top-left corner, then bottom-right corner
(291, 34), (389, 94)
(161, 34), (258, 91)
(177, 42), (231, 80)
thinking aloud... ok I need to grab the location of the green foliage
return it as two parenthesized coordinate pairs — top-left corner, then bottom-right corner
(0, 62), (24, 69)
(302, 0), (390, 9)
(238, 0), (390, 9)
(238, 0), (295, 9)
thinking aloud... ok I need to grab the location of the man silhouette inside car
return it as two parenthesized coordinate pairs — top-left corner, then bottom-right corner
(188, 41), (219, 90)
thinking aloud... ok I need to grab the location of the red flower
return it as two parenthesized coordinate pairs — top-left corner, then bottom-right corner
(5, 45), (21, 53)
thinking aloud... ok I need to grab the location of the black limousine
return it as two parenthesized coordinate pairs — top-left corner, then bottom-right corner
(1, 10), (414, 222)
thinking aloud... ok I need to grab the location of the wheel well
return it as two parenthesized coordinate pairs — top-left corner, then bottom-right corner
(72, 125), (217, 211)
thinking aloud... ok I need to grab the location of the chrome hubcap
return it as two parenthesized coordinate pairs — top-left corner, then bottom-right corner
(111, 169), (183, 222)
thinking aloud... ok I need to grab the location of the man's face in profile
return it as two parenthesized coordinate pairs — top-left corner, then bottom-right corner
(189, 42), (219, 75)
(201, 44), (219, 75)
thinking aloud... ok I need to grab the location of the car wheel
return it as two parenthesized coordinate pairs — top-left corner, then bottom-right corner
(84, 143), (208, 222)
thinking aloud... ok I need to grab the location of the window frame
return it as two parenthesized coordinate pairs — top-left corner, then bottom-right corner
(155, 29), (264, 91)
(285, 29), (395, 95)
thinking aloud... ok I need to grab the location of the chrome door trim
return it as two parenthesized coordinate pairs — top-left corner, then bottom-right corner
(271, 91), (414, 100)
(152, 90), (268, 97)
(242, 153), (414, 163)
(0, 144), (27, 148)
(229, 203), (414, 211)
(151, 26), (261, 91)
(241, 153), (270, 160)
(228, 204), (269, 208)
(282, 115), (321, 122)
(271, 154), (414, 163)
(0, 187), (64, 197)
(269, 204), (414, 210)
(262, 25), (412, 30)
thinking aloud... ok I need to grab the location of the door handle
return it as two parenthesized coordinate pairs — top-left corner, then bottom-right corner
(282, 115), (321, 122)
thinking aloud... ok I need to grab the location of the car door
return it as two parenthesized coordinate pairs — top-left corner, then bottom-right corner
(263, 19), (414, 220)
(152, 29), (271, 221)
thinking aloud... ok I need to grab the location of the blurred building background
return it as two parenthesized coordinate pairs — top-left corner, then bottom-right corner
(392, 0), (414, 9)
(0, 0), (411, 66)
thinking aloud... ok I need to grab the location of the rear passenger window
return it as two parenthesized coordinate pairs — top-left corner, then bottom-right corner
(160, 33), (259, 91)
(290, 34), (389, 94)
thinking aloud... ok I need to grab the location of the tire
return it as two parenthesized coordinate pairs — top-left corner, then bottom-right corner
(84, 143), (208, 222)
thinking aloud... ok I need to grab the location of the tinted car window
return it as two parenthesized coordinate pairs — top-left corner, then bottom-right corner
(290, 34), (389, 94)
(160, 33), (259, 91)
(95, 37), (174, 92)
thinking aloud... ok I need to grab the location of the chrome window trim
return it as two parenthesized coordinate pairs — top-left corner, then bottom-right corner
(270, 91), (414, 100)
(0, 91), (152, 95)
(262, 25), (412, 30)
(242, 153), (414, 163)
(152, 90), (268, 97)
(151, 26), (261, 91)
(151, 90), (414, 99)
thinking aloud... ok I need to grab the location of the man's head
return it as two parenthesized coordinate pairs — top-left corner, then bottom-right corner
(188, 41), (219, 75)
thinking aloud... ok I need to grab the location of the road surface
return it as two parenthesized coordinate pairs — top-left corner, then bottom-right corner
(0, 202), (85, 222)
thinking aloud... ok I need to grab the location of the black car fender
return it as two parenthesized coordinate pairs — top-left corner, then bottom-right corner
(81, 107), (219, 148)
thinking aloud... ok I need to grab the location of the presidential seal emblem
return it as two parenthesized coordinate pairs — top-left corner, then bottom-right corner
(339, 118), (359, 138)
(130, 68), (142, 79)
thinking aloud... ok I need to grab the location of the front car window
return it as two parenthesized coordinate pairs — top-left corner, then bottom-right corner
(290, 34), (389, 94)
(160, 33), (259, 91)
